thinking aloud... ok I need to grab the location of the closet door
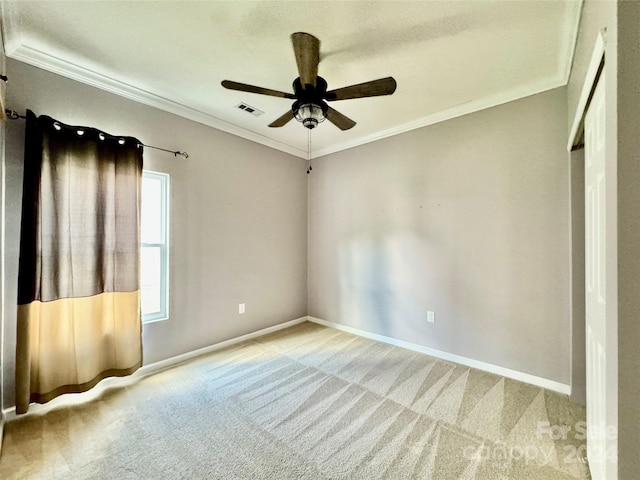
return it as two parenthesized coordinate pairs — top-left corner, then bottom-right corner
(584, 71), (612, 480)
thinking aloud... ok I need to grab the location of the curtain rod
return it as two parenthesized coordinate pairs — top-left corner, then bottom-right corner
(4, 109), (189, 159)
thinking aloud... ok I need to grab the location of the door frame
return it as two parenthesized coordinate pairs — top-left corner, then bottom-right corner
(568, 29), (606, 406)
(567, 29), (618, 480)
(567, 30), (606, 407)
(568, 31), (606, 152)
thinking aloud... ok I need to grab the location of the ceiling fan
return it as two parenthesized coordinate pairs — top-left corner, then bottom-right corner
(221, 32), (397, 131)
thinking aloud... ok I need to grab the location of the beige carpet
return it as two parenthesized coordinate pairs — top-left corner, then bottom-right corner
(0, 322), (590, 479)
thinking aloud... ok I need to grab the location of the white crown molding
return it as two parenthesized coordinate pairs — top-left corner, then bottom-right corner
(308, 316), (571, 395)
(10, 44), (308, 158)
(561, 0), (585, 85)
(1, 0), (582, 161)
(2, 40), (308, 159)
(313, 75), (566, 159)
(5, 41), (569, 161)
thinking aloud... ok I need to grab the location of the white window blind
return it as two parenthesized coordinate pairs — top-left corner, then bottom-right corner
(141, 170), (169, 322)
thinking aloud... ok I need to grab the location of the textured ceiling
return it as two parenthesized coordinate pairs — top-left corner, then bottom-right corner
(1, 1), (582, 158)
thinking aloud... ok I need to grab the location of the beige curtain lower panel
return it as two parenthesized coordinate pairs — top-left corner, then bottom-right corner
(16, 291), (142, 414)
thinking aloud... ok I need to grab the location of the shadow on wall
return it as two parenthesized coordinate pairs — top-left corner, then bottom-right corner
(337, 230), (464, 350)
(330, 149), (533, 358)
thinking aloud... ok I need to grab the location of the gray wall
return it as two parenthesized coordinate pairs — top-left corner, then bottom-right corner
(1, 59), (308, 409)
(308, 87), (570, 385)
(616, 2), (640, 477)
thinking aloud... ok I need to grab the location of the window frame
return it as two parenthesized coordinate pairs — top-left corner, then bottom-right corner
(141, 170), (170, 323)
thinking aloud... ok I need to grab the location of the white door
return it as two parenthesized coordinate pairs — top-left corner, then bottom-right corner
(584, 72), (609, 480)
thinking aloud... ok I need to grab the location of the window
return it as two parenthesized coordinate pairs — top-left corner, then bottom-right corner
(141, 171), (169, 322)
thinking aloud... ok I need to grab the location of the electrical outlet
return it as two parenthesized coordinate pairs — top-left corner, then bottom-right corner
(427, 311), (435, 323)
(239, 303), (245, 314)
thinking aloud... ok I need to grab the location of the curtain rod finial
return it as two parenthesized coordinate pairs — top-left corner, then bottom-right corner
(5, 109), (23, 120)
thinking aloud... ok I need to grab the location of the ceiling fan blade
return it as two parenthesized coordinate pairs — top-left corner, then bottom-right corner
(269, 110), (295, 128)
(221, 80), (295, 99)
(291, 32), (320, 89)
(324, 77), (397, 101)
(325, 106), (356, 131)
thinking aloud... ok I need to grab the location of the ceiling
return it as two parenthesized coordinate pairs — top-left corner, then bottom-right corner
(1, 1), (582, 159)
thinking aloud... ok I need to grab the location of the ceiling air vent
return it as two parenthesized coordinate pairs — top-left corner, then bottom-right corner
(235, 102), (264, 117)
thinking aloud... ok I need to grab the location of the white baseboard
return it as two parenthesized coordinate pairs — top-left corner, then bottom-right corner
(135, 316), (307, 377)
(1, 316), (308, 421)
(2, 314), (570, 422)
(308, 316), (571, 396)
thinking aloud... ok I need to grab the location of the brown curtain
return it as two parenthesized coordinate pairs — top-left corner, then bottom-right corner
(15, 110), (143, 414)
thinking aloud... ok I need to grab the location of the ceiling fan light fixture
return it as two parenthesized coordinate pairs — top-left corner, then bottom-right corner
(294, 102), (326, 129)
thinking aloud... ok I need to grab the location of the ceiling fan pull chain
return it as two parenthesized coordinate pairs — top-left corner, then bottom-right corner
(307, 128), (313, 174)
